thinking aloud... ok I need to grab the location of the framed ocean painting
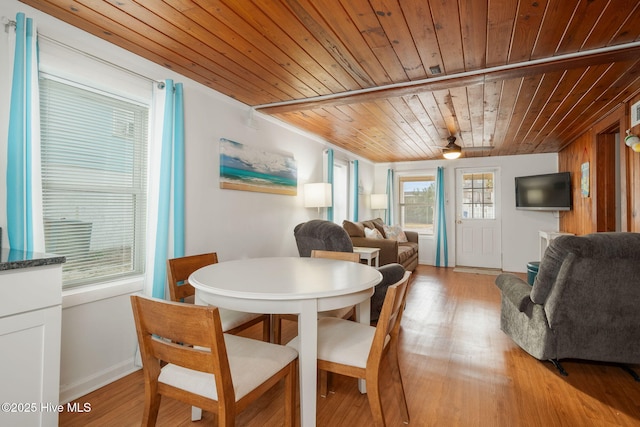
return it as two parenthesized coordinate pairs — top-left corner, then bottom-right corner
(219, 138), (297, 196)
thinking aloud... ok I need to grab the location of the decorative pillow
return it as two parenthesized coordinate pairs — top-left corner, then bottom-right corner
(370, 218), (387, 237)
(342, 220), (365, 237)
(364, 227), (384, 239)
(383, 224), (408, 243)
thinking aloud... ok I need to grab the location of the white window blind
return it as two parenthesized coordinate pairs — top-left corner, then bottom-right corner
(39, 77), (149, 288)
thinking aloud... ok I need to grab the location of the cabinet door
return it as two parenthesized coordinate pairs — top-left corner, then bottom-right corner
(0, 305), (62, 427)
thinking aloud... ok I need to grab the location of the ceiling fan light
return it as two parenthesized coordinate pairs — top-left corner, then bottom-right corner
(442, 136), (462, 159)
(443, 150), (462, 159)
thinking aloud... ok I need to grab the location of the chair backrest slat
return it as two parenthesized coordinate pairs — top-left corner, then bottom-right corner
(150, 339), (216, 373)
(167, 253), (219, 302)
(311, 250), (360, 263)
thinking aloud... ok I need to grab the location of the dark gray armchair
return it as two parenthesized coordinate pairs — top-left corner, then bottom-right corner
(293, 219), (353, 257)
(495, 232), (640, 375)
(293, 220), (406, 322)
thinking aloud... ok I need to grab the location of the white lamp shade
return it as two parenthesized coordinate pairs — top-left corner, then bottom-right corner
(304, 183), (332, 208)
(371, 193), (388, 210)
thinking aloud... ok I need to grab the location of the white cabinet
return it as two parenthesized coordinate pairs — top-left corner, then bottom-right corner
(0, 260), (63, 427)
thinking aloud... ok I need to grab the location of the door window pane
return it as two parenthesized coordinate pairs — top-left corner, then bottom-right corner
(461, 173), (495, 219)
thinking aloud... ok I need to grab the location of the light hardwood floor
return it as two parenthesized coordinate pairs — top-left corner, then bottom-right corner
(59, 265), (640, 426)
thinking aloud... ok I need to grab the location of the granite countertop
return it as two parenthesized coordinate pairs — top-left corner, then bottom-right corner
(0, 248), (66, 271)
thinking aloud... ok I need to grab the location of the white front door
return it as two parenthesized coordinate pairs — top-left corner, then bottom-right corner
(455, 168), (502, 269)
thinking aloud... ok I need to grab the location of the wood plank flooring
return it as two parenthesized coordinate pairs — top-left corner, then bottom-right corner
(59, 265), (640, 426)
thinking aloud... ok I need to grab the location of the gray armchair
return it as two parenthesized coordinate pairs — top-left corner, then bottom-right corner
(293, 220), (406, 322)
(495, 232), (640, 375)
(293, 220), (353, 257)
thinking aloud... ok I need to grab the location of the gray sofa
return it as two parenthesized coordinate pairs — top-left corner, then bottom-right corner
(342, 218), (418, 271)
(495, 232), (640, 374)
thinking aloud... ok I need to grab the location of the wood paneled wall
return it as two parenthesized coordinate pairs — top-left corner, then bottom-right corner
(559, 132), (594, 235)
(629, 94), (640, 232)
(559, 99), (640, 234)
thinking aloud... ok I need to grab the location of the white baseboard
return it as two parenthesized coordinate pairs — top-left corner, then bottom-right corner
(59, 358), (140, 404)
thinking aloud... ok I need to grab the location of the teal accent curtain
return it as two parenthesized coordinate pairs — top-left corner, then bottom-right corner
(152, 80), (185, 299)
(326, 148), (334, 221)
(352, 160), (359, 221)
(385, 168), (394, 225)
(435, 166), (448, 267)
(7, 13), (38, 251)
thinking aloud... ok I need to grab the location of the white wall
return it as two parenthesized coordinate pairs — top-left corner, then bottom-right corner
(375, 153), (560, 273)
(0, 1), (374, 402)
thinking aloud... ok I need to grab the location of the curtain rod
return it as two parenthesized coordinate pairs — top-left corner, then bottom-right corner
(38, 34), (165, 89)
(2, 17), (16, 33)
(3, 16), (165, 88)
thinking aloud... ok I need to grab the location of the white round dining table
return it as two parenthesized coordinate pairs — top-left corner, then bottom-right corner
(189, 256), (382, 427)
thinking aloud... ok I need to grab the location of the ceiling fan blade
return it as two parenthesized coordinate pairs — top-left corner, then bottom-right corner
(436, 145), (494, 151)
(463, 146), (495, 151)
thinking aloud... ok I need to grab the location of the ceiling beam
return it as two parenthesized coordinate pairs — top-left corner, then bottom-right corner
(256, 43), (640, 114)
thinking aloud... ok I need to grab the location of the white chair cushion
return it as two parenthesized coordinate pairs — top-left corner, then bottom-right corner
(218, 307), (262, 331)
(287, 317), (376, 368)
(158, 334), (297, 401)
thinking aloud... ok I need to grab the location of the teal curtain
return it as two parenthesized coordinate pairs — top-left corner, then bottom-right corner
(152, 80), (185, 299)
(352, 160), (359, 221)
(435, 166), (448, 267)
(6, 13), (38, 251)
(385, 168), (394, 225)
(326, 148), (334, 221)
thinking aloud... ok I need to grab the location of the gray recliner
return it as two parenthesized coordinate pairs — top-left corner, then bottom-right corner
(293, 220), (406, 322)
(293, 219), (353, 257)
(495, 232), (640, 375)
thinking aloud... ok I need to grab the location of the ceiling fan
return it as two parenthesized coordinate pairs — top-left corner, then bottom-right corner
(440, 136), (494, 159)
(442, 136), (462, 159)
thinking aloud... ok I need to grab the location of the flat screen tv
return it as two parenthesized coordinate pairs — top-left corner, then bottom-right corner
(515, 172), (572, 211)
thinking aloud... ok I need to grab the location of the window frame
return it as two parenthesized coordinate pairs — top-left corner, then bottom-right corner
(331, 159), (350, 225)
(398, 174), (437, 234)
(38, 69), (151, 290)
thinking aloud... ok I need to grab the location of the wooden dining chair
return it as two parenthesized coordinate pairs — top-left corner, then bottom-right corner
(312, 250), (360, 320)
(310, 249), (361, 262)
(287, 271), (412, 427)
(167, 253), (270, 342)
(273, 250), (361, 344)
(130, 295), (298, 426)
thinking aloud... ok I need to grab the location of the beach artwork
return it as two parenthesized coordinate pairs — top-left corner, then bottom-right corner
(219, 138), (297, 195)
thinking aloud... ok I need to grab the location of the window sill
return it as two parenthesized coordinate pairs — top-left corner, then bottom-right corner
(62, 276), (144, 309)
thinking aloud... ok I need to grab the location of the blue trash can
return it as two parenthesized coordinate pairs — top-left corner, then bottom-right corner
(527, 262), (540, 285)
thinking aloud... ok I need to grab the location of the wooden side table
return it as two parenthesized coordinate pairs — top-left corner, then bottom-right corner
(353, 246), (380, 267)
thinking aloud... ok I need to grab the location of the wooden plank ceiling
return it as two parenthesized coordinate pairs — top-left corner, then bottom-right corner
(21, 0), (640, 163)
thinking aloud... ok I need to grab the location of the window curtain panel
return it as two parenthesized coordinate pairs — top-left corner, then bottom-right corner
(385, 168), (395, 225)
(435, 166), (448, 267)
(351, 160), (359, 221)
(325, 148), (334, 221)
(6, 12), (44, 252)
(150, 80), (185, 299)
